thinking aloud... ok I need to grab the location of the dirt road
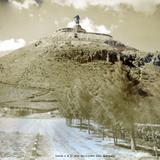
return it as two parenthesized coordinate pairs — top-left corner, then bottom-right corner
(0, 117), (153, 160)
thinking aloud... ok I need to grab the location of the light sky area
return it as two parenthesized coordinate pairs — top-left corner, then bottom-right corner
(0, 0), (160, 55)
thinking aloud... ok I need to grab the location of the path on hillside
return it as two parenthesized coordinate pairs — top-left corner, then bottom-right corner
(0, 117), (153, 160)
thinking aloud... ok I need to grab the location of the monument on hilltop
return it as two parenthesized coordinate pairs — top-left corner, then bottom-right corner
(74, 15), (80, 25)
(73, 15), (86, 34)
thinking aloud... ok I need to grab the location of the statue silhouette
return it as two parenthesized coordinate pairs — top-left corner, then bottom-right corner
(74, 15), (80, 25)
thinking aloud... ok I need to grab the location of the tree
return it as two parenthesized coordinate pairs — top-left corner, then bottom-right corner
(74, 80), (94, 134)
(58, 88), (76, 125)
(97, 64), (141, 150)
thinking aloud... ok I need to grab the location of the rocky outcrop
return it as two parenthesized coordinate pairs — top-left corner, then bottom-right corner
(153, 54), (160, 66)
(105, 39), (137, 51)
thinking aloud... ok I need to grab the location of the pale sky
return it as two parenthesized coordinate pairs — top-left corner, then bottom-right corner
(0, 0), (160, 55)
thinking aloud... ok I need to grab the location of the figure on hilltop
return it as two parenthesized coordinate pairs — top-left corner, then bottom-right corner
(74, 15), (80, 25)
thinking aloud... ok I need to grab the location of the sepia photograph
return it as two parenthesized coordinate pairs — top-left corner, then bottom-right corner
(0, 0), (160, 159)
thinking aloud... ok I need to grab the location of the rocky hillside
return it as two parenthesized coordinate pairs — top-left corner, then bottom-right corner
(0, 28), (160, 117)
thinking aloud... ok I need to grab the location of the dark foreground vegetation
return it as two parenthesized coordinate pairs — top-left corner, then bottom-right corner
(58, 62), (160, 158)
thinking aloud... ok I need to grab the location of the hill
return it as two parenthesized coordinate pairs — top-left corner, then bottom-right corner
(0, 26), (159, 120)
